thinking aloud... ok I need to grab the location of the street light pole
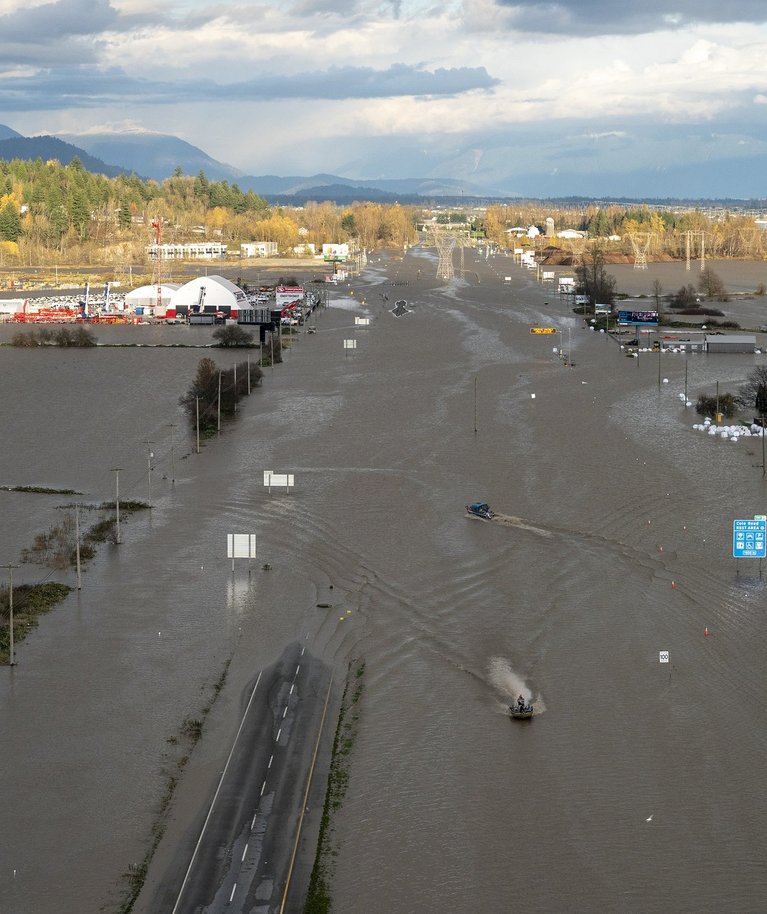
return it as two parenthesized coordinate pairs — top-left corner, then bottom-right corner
(75, 504), (82, 590)
(167, 423), (176, 485)
(144, 440), (154, 508)
(110, 467), (122, 544)
(3, 564), (19, 665)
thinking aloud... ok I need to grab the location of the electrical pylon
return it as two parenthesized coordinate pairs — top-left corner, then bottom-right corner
(628, 232), (654, 270)
(427, 227), (457, 281)
(685, 231), (706, 271)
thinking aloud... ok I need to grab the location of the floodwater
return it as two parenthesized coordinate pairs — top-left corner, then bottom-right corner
(2, 251), (767, 913)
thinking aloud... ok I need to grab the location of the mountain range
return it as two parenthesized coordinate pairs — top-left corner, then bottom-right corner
(1, 124), (765, 204)
(0, 125), (504, 203)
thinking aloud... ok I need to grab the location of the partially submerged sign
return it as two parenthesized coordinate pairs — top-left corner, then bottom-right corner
(733, 518), (767, 558)
(618, 310), (659, 326)
(530, 327), (557, 334)
(263, 470), (295, 493)
(227, 534), (256, 559)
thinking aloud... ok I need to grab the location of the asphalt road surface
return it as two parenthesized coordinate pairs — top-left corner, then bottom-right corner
(155, 643), (333, 914)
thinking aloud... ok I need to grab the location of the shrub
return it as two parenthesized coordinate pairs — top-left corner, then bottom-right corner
(695, 393), (736, 419)
(212, 325), (255, 347)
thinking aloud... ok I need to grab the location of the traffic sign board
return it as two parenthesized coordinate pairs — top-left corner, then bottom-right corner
(659, 651), (669, 663)
(733, 519), (767, 558)
(530, 327), (557, 334)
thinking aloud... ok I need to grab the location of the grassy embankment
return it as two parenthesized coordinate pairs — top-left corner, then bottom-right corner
(118, 657), (233, 913)
(0, 496), (148, 663)
(304, 659), (365, 914)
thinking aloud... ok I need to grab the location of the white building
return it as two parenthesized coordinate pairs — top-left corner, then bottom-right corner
(240, 241), (278, 257)
(125, 284), (180, 316)
(170, 275), (248, 318)
(147, 242), (227, 260)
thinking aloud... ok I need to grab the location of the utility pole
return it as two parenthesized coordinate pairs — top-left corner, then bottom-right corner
(143, 440), (154, 508)
(167, 423), (176, 485)
(110, 467), (122, 544)
(3, 564), (19, 665)
(217, 372), (222, 434)
(196, 398), (201, 453)
(75, 504), (82, 590)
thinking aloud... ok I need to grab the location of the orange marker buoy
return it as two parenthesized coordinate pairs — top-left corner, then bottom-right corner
(671, 581), (677, 589)
(704, 627), (710, 637)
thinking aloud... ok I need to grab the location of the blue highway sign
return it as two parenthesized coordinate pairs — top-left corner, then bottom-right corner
(733, 519), (767, 558)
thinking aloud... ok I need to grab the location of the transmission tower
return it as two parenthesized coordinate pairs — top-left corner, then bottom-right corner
(685, 231), (706, 271)
(628, 232), (655, 270)
(565, 237), (587, 266)
(428, 227), (457, 281)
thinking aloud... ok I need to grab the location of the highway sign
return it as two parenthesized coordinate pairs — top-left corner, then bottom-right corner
(530, 327), (557, 334)
(659, 651), (669, 663)
(733, 518), (767, 558)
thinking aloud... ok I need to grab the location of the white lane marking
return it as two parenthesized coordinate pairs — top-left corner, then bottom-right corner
(283, 706), (288, 718)
(260, 780), (266, 797)
(294, 664), (301, 679)
(268, 755), (273, 769)
(300, 647), (305, 656)
(229, 883), (237, 903)
(252, 812), (257, 828)
(276, 728), (282, 742)
(289, 683), (294, 695)
(242, 844), (249, 862)
(170, 671), (262, 914)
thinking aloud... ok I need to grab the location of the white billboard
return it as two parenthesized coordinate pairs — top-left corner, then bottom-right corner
(323, 243), (349, 261)
(276, 286), (305, 310)
(227, 534), (256, 559)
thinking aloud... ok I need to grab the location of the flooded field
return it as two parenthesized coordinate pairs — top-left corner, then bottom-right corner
(2, 251), (767, 913)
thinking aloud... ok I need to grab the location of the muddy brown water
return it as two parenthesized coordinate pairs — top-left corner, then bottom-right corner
(2, 250), (767, 913)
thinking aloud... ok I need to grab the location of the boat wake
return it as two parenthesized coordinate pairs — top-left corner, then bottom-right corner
(488, 656), (546, 715)
(490, 513), (553, 538)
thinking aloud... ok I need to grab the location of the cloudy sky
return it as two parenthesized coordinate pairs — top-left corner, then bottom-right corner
(1, 0), (767, 196)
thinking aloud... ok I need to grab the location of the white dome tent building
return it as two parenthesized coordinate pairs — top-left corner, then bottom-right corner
(168, 275), (248, 321)
(125, 284), (180, 317)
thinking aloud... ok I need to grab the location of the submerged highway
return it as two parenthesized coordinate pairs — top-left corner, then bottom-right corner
(148, 644), (333, 914)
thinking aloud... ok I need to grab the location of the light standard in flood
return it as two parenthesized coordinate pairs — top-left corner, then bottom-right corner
(110, 467), (122, 544)
(3, 563), (19, 665)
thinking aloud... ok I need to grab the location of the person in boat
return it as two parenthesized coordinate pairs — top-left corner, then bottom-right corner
(517, 695), (526, 710)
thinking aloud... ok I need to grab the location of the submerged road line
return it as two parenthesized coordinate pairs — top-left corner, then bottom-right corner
(169, 670), (263, 914)
(279, 673), (334, 914)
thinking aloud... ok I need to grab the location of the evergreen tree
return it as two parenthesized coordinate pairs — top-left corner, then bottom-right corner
(0, 201), (22, 241)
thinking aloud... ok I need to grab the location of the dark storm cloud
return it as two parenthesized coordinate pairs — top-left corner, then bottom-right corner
(0, 0), (118, 42)
(0, 63), (499, 111)
(496, 0), (767, 35)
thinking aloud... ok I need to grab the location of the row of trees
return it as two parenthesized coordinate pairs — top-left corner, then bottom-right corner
(179, 357), (265, 436)
(481, 204), (767, 260)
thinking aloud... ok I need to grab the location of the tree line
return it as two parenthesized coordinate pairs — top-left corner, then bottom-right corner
(481, 203), (767, 260)
(0, 157), (418, 266)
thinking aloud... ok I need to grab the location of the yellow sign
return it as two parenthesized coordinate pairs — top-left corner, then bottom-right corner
(530, 327), (557, 334)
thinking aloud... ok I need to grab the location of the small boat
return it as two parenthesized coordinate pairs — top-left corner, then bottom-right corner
(466, 502), (495, 520)
(510, 698), (534, 719)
